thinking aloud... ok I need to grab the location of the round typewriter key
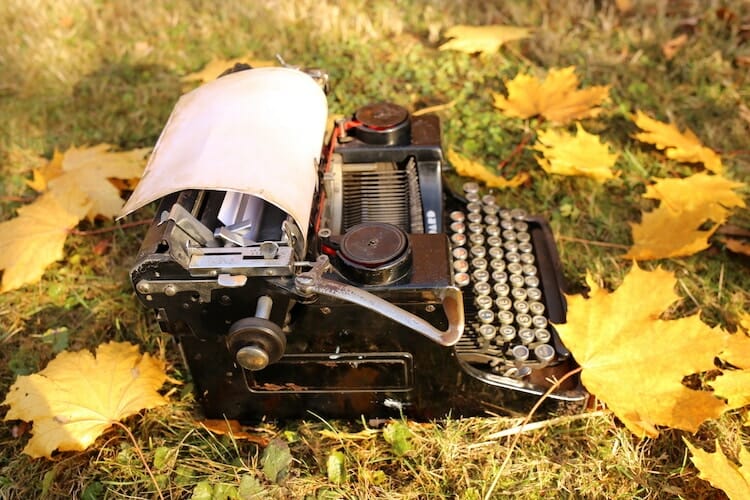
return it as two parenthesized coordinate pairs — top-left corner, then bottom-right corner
(452, 247), (469, 260)
(498, 310), (515, 325)
(451, 233), (467, 247)
(454, 272), (471, 287)
(510, 208), (528, 219)
(482, 204), (499, 216)
(516, 313), (533, 328)
(449, 210), (466, 223)
(513, 221), (529, 232)
(507, 262), (523, 275)
(484, 214), (499, 226)
(475, 295), (494, 310)
(467, 201), (482, 213)
(503, 241), (519, 253)
(477, 309), (495, 324)
(495, 296), (513, 311)
(478, 324), (497, 340)
(466, 192), (480, 203)
(534, 328), (551, 343)
(532, 315), (548, 329)
(502, 229), (517, 241)
(482, 194), (497, 205)
(470, 245), (486, 258)
(485, 224), (500, 237)
(534, 344), (556, 364)
(518, 241), (533, 253)
(524, 276), (540, 289)
(467, 212), (483, 224)
(450, 221), (466, 234)
(526, 287), (543, 301)
(494, 283), (511, 298)
(500, 219), (515, 230)
(509, 274), (526, 288)
(514, 300), (530, 314)
(473, 281), (492, 296)
(472, 269), (490, 283)
(472, 258), (488, 271)
(522, 264), (538, 276)
(487, 235), (503, 248)
(529, 301), (545, 316)
(469, 233), (485, 246)
(511, 287), (528, 301)
(506, 253), (521, 265)
(520, 253), (535, 264)
(463, 181), (480, 194)
(490, 258), (506, 271)
(518, 328), (535, 345)
(488, 246), (504, 259)
(512, 345), (530, 361)
(499, 208), (512, 220)
(468, 222), (483, 234)
(516, 231), (531, 243)
(499, 325), (516, 342)
(453, 259), (469, 273)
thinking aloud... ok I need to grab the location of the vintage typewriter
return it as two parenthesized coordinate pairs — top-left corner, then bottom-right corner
(121, 65), (587, 420)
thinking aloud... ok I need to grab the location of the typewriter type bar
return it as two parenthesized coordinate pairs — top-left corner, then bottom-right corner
(125, 66), (586, 422)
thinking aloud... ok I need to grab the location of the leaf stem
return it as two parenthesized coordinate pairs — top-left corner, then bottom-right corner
(112, 421), (165, 500)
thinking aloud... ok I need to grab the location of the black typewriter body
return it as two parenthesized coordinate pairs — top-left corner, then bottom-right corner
(129, 70), (586, 421)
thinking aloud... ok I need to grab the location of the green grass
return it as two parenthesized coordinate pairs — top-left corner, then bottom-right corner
(1, 0), (749, 498)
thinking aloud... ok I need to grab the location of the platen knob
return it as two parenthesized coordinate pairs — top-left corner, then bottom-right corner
(227, 317), (286, 371)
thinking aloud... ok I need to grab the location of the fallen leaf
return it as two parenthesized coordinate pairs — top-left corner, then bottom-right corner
(554, 265), (727, 437)
(723, 237), (750, 256)
(492, 67), (610, 125)
(709, 331), (750, 409)
(200, 419), (270, 446)
(0, 192), (90, 292)
(26, 150), (64, 192)
(662, 33), (689, 60)
(447, 149), (530, 189)
(182, 55), (277, 83)
(438, 25), (533, 54)
(686, 440), (750, 500)
(383, 421), (412, 456)
(632, 111), (723, 173)
(327, 450), (347, 484)
(532, 123), (619, 182)
(261, 438), (292, 484)
(319, 428), (379, 440)
(2, 341), (168, 458)
(642, 173), (745, 219)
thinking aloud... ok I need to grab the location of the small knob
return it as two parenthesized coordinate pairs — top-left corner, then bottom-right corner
(236, 345), (270, 371)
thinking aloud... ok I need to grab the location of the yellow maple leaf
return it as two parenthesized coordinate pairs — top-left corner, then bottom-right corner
(632, 111), (723, 173)
(438, 25), (533, 54)
(182, 55), (277, 84)
(709, 331), (750, 409)
(533, 123), (619, 182)
(686, 440), (750, 500)
(554, 265), (727, 437)
(624, 174), (746, 260)
(3, 341), (167, 458)
(447, 149), (530, 189)
(25, 149), (63, 192)
(492, 67), (610, 125)
(45, 145), (150, 220)
(0, 192), (91, 292)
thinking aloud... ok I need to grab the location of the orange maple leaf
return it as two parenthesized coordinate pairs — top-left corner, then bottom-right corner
(554, 265), (728, 437)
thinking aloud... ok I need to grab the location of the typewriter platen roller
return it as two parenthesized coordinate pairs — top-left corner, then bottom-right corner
(124, 66), (586, 420)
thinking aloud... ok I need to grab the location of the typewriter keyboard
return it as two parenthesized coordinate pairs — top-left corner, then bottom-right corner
(449, 182), (567, 380)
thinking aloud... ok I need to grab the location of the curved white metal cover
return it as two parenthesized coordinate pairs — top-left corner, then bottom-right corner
(119, 67), (328, 241)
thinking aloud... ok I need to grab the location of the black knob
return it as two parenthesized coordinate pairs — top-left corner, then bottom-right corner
(227, 317), (286, 371)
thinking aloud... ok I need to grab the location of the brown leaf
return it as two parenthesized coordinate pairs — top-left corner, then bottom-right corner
(200, 419), (270, 446)
(662, 34), (689, 60)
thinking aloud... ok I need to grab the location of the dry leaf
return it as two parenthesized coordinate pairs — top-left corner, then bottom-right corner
(200, 419), (270, 446)
(632, 111), (723, 173)
(319, 428), (379, 440)
(662, 33), (689, 60)
(492, 67), (610, 125)
(687, 440), (750, 500)
(3, 341), (167, 458)
(26, 150), (64, 192)
(182, 55), (277, 83)
(447, 149), (530, 189)
(438, 25), (533, 54)
(723, 237), (750, 256)
(642, 173), (745, 218)
(0, 192), (90, 292)
(554, 265), (727, 437)
(709, 331), (750, 409)
(532, 123), (619, 182)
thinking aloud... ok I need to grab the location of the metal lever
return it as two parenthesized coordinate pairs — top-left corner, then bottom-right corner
(295, 255), (464, 347)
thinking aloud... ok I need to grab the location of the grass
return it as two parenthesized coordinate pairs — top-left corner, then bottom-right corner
(1, 0), (749, 498)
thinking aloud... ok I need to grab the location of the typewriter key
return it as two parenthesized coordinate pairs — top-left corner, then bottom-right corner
(499, 325), (516, 342)
(511, 287), (527, 300)
(529, 301), (545, 315)
(490, 258), (506, 272)
(463, 181), (480, 194)
(467, 202), (482, 213)
(472, 269), (490, 283)
(499, 208), (512, 220)
(534, 328), (551, 343)
(522, 264), (537, 276)
(487, 235), (503, 247)
(526, 287), (543, 301)
(478, 324), (497, 340)
(482, 194), (497, 205)
(512, 345), (530, 362)
(514, 300), (530, 314)
(518, 328), (535, 345)
(503, 241), (519, 253)
(473, 281), (492, 296)
(466, 192), (480, 203)
(532, 315), (548, 329)
(516, 232), (531, 243)
(477, 309), (495, 324)
(510, 208), (528, 219)
(467, 212), (483, 224)
(449, 210), (466, 223)
(502, 229), (517, 241)
(488, 246), (504, 259)
(469, 233), (485, 246)
(485, 224), (500, 237)
(470, 245), (486, 258)
(471, 257), (488, 271)
(492, 271), (508, 284)
(482, 204), (499, 216)
(468, 222), (483, 234)
(475, 295), (494, 310)
(518, 241), (533, 253)
(498, 310), (515, 325)
(450, 221), (466, 234)
(507, 262), (523, 275)
(516, 313), (533, 328)
(534, 344), (556, 364)
(453, 259), (469, 273)
(509, 274), (526, 288)
(493, 283), (511, 298)
(500, 219), (515, 230)
(524, 275), (540, 288)
(514, 221), (529, 232)
(495, 296), (513, 311)
(451, 233), (466, 246)
(506, 252), (521, 264)
(452, 247), (469, 260)
(484, 214), (499, 226)
(454, 272), (471, 287)
(520, 253), (535, 264)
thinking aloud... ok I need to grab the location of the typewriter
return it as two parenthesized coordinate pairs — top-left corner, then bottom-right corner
(121, 66), (587, 420)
